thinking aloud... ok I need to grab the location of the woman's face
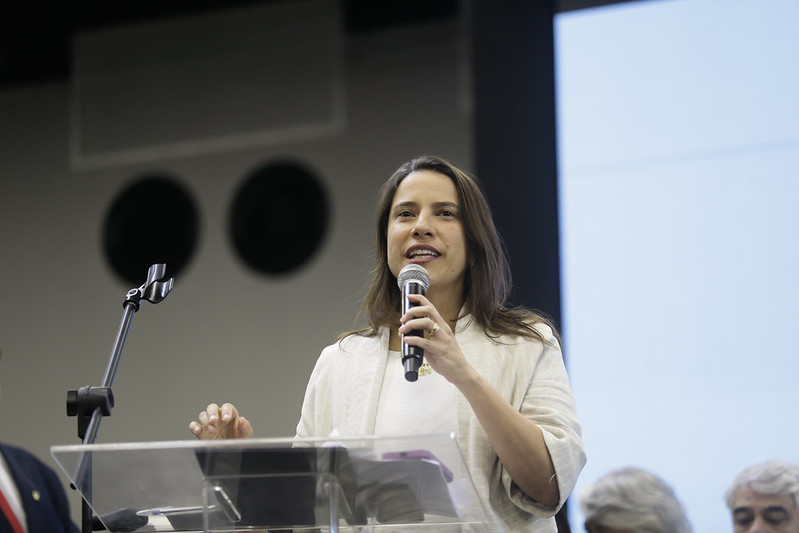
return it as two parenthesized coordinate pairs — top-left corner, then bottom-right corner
(386, 170), (469, 302)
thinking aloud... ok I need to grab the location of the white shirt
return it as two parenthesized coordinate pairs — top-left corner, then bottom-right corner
(374, 350), (458, 438)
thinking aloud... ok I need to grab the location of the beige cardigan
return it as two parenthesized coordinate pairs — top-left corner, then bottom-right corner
(295, 316), (586, 532)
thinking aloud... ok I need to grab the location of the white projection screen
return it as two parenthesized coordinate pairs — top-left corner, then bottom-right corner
(555, 1), (799, 531)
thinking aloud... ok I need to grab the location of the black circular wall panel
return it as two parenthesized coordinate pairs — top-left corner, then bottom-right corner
(229, 160), (329, 276)
(102, 174), (200, 286)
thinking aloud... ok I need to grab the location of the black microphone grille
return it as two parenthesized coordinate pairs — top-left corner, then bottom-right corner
(397, 264), (430, 291)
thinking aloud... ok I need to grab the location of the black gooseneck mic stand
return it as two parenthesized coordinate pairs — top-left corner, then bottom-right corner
(66, 264), (174, 533)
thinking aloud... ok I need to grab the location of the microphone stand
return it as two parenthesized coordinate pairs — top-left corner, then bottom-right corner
(66, 264), (174, 533)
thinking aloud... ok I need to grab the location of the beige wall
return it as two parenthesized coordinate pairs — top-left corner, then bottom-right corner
(0, 3), (471, 522)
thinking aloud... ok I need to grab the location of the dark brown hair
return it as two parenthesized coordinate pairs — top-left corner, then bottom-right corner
(343, 155), (554, 343)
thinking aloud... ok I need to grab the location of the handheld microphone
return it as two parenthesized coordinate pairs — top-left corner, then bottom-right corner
(397, 264), (430, 382)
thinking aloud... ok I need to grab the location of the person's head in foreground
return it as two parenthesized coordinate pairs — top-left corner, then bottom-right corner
(725, 460), (799, 533)
(579, 466), (692, 533)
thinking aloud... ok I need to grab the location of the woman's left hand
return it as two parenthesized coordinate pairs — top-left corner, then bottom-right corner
(398, 294), (475, 384)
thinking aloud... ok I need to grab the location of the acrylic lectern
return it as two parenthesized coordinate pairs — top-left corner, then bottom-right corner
(51, 434), (490, 532)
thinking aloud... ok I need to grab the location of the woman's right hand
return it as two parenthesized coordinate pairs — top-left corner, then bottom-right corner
(189, 403), (253, 440)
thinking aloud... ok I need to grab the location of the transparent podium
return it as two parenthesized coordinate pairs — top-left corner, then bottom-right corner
(51, 434), (490, 532)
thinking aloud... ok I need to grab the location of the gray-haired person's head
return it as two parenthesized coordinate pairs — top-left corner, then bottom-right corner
(725, 460), (799, 513)
(580, 467), (692, 533)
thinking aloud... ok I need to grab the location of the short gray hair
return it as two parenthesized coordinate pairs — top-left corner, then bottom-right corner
(579, 467), (692, 533)
(725, 460), (799, 512)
